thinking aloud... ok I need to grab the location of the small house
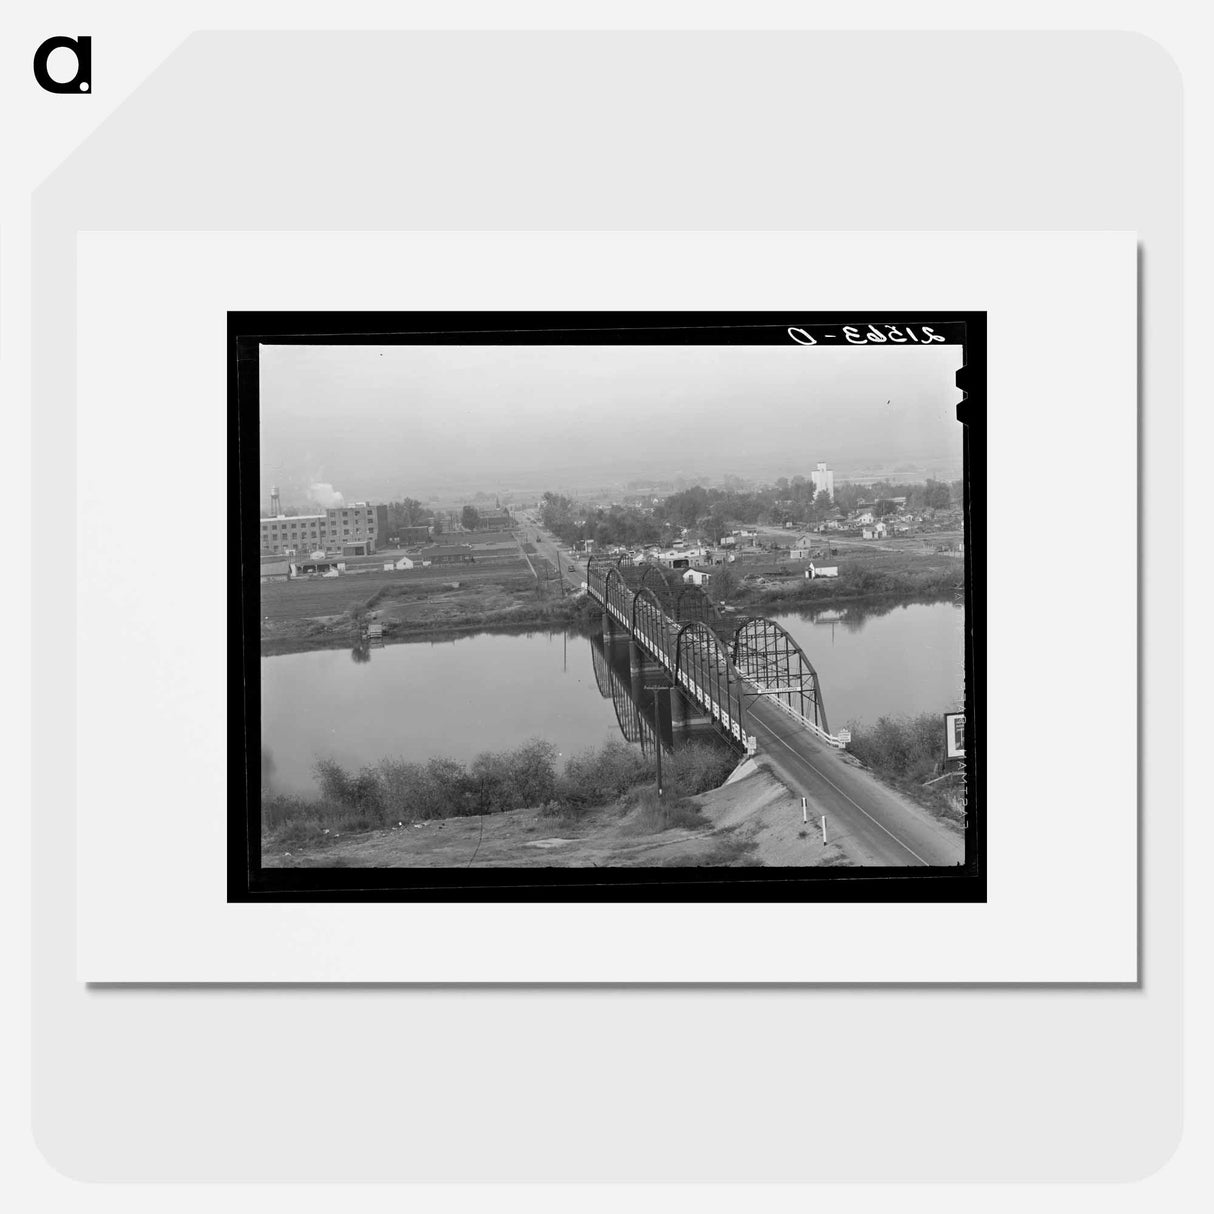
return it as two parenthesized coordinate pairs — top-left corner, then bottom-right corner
(789, 533), (815, 560)
(682, 568), (712, 587)
(409, 544), (475, 566)
(289, 558), (345, 578)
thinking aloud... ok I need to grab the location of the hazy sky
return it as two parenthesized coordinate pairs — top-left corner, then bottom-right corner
(259, 342), (963, 507)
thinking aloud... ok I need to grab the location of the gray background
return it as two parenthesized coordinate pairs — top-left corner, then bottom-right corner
(32, 32), (1180, 1180)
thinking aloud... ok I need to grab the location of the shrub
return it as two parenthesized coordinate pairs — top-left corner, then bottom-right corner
(628, 785), (705, 833)
(375, 756), (473, 821)
(313, 757), (386, 817)
(557, 741), (650, 808)
(663, 741), (735, 797)
(265, 736), (731, 851)
(846, 714), (944, 783)
(467, 740), (558, 815)
(262, 792), (379, 848)
(314, 757), (355, 805)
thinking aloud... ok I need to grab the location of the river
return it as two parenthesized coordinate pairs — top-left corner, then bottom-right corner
(260, 598), (965, 797)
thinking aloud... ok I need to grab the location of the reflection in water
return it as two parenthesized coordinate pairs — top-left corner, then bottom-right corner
(790, 594), (964, 637)
(587, 630), (732, 759)
(589, 632), (663, 756)
(772, 598), (965, 729)
(260, 599), (963, 796)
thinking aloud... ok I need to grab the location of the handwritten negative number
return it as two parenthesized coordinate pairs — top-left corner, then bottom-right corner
(788, 325), (947, 345)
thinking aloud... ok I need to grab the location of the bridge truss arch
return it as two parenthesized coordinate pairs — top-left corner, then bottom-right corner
(590, 628), (657, 754)
(602, 566), (632, 624)
(675, 582), (719, 626)
(590, 634), (613, 698)
(730, 616), (830, 735)
(617, 551), (647, 589)
(609, 673), (646, 749)
(638, 563), (675, 615)
(674, 621), (746, 743)
(630, 586), (670, 661)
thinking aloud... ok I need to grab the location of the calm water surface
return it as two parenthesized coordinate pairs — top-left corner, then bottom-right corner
(261, 600), (964, 797)
(770, 600), (964, 736)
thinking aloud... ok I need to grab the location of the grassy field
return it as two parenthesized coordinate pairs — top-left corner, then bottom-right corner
(722, 541), (964, 610)
(260, 556), (535, 621)
(258, 547), (586, 653)
(459, 529), (521, 546)
(259, 529), (963, 652)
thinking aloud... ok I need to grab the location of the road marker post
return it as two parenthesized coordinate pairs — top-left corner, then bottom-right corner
(801, 796), (807, 825)
(822, 815), (828, 845)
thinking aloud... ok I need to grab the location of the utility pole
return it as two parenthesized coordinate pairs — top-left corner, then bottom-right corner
(644, 683), (670, 797)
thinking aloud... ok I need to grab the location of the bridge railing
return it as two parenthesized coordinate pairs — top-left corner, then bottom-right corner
(746, 681), (851, 748)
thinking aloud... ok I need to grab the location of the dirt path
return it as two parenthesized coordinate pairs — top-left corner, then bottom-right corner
(265, 800), (746, 869)
(698, 761), (858, 867)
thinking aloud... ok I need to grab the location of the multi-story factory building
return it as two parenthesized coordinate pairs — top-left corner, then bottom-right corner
(259, 488), (388, 555)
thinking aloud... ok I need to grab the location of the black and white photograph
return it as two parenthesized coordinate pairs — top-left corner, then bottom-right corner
(233, 312), (983, 900)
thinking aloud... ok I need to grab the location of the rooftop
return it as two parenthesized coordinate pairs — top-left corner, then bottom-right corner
(409, 544), (474, 558)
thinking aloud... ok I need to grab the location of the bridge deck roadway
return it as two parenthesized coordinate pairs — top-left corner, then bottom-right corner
(745, 695), (964, 867)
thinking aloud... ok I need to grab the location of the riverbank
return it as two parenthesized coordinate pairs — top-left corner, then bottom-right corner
(260, 565), (592, 655)
(722, 546), (963, 612)
(262, 753), (861, 869)
(258, 726), (961, 869)
(259, 539), (962, 655)
(261, 599), (592, 656)
(262, 738), (746, 866)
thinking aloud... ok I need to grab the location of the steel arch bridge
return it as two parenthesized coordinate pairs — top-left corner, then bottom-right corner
(585, 556), (848, 750)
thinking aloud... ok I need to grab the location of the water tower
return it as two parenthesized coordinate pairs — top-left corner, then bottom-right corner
(270, 485), (281, 517)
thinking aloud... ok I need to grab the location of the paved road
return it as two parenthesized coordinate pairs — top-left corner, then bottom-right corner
(519, 514), (578, 594)
(746, 697), (964, 867)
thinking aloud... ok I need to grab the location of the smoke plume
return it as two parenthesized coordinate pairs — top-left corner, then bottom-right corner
(308, 482), (345, 507)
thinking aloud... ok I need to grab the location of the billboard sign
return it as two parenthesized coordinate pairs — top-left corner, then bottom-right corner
(944, 712), (965, 760)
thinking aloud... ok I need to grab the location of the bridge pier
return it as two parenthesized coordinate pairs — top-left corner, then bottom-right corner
(629, 665), (674, 751)
(669, 686), (717, 741)
(628, 637), (664, 679)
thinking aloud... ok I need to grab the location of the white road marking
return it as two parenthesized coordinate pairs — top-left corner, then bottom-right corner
(758, 719), (931, 866)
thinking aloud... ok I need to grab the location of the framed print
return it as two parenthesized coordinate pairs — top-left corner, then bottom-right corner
(73, 230), (1135, 981)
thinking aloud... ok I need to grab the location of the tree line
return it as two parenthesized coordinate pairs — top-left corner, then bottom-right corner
(538, 477), (959, 550)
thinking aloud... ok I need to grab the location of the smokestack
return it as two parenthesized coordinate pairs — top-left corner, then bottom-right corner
(270, 486), (281, 517)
